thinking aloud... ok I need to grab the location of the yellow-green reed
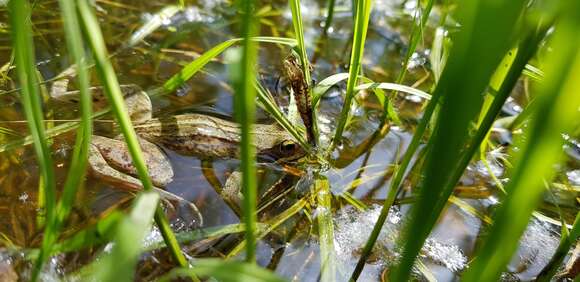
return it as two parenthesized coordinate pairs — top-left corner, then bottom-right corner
(537, 212), (580, 281)
(316, 175), (336, 282)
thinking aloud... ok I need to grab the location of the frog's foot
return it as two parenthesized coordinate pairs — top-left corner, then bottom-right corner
(89, 135), (173, 188)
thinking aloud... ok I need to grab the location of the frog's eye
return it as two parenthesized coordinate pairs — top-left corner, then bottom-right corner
(279, 140), (297, 154)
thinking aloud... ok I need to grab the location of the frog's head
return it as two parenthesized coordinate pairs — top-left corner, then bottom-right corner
(258, 139), (306, 163)
(250, 123), (307, 163)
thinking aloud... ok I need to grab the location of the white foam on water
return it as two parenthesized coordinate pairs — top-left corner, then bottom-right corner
(332, 205), (468, 281)
(333, 205), (401, 281)
(421, 239), (467, 272)
(566, 169), (580, 185)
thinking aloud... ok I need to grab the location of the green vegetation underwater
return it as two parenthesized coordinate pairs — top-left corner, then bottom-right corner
(0, 0), (579, 281)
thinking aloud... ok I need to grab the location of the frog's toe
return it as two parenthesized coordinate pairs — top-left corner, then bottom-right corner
(148, 158), (173, 187)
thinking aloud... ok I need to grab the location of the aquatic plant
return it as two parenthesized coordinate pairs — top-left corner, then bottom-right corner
(1, 0), (579, 281)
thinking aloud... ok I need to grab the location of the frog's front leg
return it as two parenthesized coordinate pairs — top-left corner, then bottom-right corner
(89, 135), (173, 190)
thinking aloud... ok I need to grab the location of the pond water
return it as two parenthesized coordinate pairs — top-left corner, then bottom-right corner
(0, 0), (578, 281)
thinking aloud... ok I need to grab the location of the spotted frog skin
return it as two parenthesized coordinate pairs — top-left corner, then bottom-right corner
(53, 84), (305, 190)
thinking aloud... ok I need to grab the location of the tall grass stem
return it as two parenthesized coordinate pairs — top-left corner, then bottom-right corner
(76, 0), (188, 267)
(33, 0), (94, 278)
(235, 0), (259, 263)
(8, 1), (57, 280)
(331, 0), (371, 148)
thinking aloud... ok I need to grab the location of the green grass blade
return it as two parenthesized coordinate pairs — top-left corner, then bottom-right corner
(312, 73), (431, 106)
(8, 1), (57, 280)
(75, 0), (188, 267)
(159, 259), (288, 282)
(391, 0), (527, 279)
(254, 79), (311, 151)
(289, 0), (311, 85)
(331, 0), (372, 147)
(163, 36), (297, 94)
(396, 0), (433, 87)
(288, 1), (318, 145)
(426, 16), (551, 248)
(322, 0), (336, 35)
(233, 0), (259, 263)
(463, 4), (580, 279)
(316, 175), (336, 282)
(33, 0), (94, 277)
(92, 192), (159, 282)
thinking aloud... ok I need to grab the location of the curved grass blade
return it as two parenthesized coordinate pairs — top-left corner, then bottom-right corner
(331, 0), (372, 148)
(89, 192), (159, 282)
(33, 0), (94, 278)
(0, 37), (298, 154)
(463, 4), (580, 279)
(75, 0), (188, 267)
(159, 259), (287, 282)
(163, 36), (297, 94)
(312, 73), (430, 108)
(354, 83), (431, 100)
(233, 0), (259, 263)
(8, 1), (57, 280)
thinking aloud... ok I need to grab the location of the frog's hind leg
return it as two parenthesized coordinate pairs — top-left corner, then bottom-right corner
(90, 135), (173, 188)
(88, 141), (151, 191)
(88, 141), (203, 226)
